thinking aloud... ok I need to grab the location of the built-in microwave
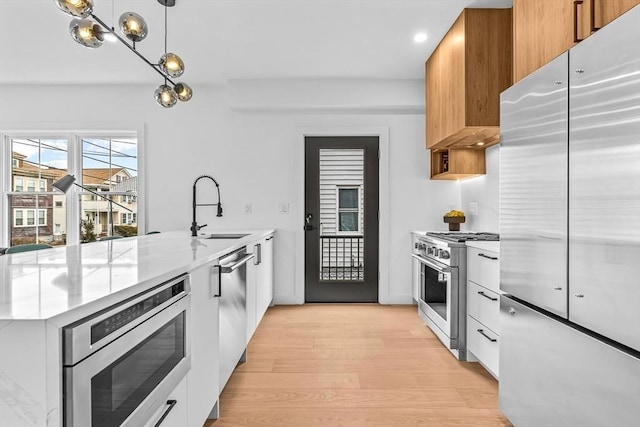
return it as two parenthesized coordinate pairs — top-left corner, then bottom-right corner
(62, 274), (191, 427)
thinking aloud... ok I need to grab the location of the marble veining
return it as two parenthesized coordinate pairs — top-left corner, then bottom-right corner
(0, 371), (44, 426)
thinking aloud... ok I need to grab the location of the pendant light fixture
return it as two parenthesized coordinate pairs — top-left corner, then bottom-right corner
(53, 0), (192, 108)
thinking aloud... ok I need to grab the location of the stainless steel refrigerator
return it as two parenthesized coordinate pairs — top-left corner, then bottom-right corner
(499, 5), (640, 426)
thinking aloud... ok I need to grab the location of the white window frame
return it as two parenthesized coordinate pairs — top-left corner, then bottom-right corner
(14, 176), (23, 192)
(1, 127), (146, 247)
(335, 185), (362, 235)
(13, 208), (47, 227)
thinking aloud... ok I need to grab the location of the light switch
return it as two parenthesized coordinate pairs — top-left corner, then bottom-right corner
(278, 203), (289, 214)
(244, 203), (252, 214)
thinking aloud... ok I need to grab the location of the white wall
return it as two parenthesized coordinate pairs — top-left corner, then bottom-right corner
(460, 144), (500, 233)
(0, 79), (461, 304)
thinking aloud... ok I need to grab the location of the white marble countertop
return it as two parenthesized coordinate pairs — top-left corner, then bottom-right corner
(0, 229), (273, 324)
(465, 240), (500, 253)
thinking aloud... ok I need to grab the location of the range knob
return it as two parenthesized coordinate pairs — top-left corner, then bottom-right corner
(414, 242), (419, 249)
(440, 250), (450, 260)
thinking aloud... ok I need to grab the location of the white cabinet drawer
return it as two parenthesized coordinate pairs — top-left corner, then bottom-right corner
(467, 281), (501, 334)
(467, 247), (499, 292)
(467, 316), (499, 378)
(144, 376), (188, 427)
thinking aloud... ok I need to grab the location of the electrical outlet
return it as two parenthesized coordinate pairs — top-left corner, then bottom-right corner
(469, 202), (479, 215)
(278, 203), (289, 214)
(244, 203), (252, 215)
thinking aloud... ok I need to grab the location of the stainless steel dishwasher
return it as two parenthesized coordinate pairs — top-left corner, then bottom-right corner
(215, 247), (254, 392)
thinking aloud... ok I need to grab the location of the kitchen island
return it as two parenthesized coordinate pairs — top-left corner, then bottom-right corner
(0, 229), (274, 427)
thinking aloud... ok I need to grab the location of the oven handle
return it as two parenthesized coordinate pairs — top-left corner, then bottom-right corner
(411, 253), (451, 273)
(221, 253), (255, 273)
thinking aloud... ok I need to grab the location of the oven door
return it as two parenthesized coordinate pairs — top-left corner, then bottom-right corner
(64, 295), (191, 427)
(412, 254), (456, 339)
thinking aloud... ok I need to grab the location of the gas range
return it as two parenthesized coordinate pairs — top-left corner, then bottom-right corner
(411, 230), (500, 360)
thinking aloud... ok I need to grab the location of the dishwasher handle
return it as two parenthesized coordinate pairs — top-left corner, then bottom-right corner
(220, 253), (255, 273)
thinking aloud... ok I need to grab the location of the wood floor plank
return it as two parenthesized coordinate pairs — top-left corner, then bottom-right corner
(206, 304), (512, 426)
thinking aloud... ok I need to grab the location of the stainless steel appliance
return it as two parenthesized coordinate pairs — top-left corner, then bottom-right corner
(412, 232), (499, 360)
(499, 5), (640, 426)
(63, 274), (191, 427)
(215, 247), (254, 392)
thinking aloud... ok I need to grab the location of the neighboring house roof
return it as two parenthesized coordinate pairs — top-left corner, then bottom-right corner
(82, 168), (126, 186)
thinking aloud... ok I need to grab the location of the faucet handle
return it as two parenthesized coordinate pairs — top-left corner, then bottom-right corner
(198, 224), (208, 230)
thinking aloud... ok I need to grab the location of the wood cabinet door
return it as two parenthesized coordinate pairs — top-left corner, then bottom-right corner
(440, 12), (466, 141)
(591, 0), (640, 29)
(513, 0), (576, 82)
(425, 44), (442, 148)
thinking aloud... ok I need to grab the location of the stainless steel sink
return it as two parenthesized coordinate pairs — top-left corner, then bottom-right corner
(200, 233), (250, 239)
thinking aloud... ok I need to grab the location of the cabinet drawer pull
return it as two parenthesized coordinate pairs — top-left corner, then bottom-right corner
(573, 0), (584, 42)
(477, 329), (497, 343)
(590, 0), (601, 33)
(153, 400), (178, 427)
(478, 253), (498, 260)
(477, 291), (498, 301)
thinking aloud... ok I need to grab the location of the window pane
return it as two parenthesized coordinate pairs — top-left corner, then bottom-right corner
(339, 212), (358, 232)
(8, 195), (63, 245)
(81, 137), (138, 239)
(11, 138), (68, 193)
(339, 188), (359, 209)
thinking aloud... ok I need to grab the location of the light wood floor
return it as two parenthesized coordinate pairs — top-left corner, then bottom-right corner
(205, 304), (512, 427)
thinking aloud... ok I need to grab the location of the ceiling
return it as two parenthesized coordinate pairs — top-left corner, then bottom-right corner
(0, 0), (512, 86)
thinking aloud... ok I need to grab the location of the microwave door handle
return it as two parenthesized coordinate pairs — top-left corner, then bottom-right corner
(220, 253), (255, 273)
(411, 253), (451, 273)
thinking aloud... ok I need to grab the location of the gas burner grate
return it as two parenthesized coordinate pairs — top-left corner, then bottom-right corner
(425, 232), (500, 243)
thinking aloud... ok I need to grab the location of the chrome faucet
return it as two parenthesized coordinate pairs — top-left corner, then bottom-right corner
(191, 175), (223, 237)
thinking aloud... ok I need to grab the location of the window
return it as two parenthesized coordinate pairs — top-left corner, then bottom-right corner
(337, 187), (361, 233)
(13, 209), (47, 227)
(3, 134), (140, 246)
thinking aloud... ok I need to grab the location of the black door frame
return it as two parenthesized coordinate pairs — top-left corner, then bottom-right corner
(304, 136), (379, 302)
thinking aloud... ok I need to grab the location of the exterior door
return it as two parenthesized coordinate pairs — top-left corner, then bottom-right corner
(304, 136), (379, 302)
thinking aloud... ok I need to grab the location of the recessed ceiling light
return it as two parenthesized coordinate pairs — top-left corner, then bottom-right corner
(414, 32), (427, 43)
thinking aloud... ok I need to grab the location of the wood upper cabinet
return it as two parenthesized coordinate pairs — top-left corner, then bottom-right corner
(425, 8), (513, 150)
(513, 0), (639, 82)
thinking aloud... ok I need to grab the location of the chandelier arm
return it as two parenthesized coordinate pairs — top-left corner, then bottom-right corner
(91, 13), (177, 86)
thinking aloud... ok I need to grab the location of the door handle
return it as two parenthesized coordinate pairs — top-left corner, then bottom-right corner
(304, 213), (314, 231)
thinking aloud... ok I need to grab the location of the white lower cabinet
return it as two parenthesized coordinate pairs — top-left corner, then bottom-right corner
(466, 244), (500, 379)
(247, 233), (275, 344)
(144, 376), (188, 427)
(187, 260), (221, 427)
(256, 234), (274, 324)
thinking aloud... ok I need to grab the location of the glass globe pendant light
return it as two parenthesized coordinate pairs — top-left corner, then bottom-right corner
(174, 83), (193, 102)
(69, 18), (104, 48)
(119, 12), (148, 42)
(155, 84), (178, 108)
(54, 0), (93, 18)
(159, 53), (185, 78)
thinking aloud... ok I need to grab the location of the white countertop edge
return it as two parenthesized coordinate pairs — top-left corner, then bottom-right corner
(1, 229), (275, 326)
(465, 240), (500, 253)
